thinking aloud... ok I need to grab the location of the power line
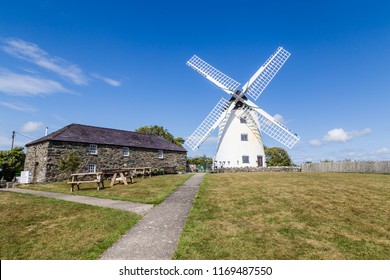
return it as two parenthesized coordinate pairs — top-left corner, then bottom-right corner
(14, 131), (34, 140)
(11, 131), (35, 149)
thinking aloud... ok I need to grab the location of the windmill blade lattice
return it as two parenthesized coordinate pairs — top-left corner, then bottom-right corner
(187, 55), (241, 94)
(244, 47), (290, 101)
(256, 109), (299, 149)
(185, 98), (231, 151)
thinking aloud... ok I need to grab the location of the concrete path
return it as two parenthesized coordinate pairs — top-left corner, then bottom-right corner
(0, 187), (153, 216)
(100, 173), (205, 260)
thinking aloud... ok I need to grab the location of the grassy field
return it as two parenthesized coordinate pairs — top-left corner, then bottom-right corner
(19, 174), (192, 204)
(173, 172), (390, 260)
(0, 192), (140, 259)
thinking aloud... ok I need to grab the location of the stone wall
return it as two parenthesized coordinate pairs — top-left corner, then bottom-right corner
(216, 166), (302, 173)
(24, 142), (49, 183)
(25, 140), (187, 183)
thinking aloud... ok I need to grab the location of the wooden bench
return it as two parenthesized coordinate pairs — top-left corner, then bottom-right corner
(162, 166), (177, 174)
(132, 167), (152, 178)
(67, 172), (104, 192)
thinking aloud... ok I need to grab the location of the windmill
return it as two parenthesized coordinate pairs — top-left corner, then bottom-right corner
(184, 47), (299, 168)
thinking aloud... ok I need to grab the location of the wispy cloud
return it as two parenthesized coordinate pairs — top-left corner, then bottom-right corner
(91, 73), (121, 87)
(0, 100), (37, 112)
(310, 127), (372, 146)
(374, 147), (390, 155)
(1, 38), (87, 85)
(0, 68), (69, 96)
(309, 139), (322, 146)
(0, 135), (11, 147)
(20, 121), (44, 134)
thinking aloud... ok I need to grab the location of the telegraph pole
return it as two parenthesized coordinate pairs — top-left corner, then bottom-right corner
(11, 131), (15, 149)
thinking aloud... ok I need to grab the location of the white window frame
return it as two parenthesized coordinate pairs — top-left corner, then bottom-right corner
(88, 164), (96, 173)
(242, 155), (249, 164)
(158, 150), (164, 159)
(241, 133), (248, 141)
(89, 144), (97, 155)
(123, 147), (129, 157)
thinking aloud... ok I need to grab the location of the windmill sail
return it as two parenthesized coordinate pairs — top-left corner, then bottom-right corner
(253, 107), (299, 149)
(186, 55), (241, 94)
(243, 47), (290, 101)
(185, 98), (231, 151)
(185, 47), (299, 168)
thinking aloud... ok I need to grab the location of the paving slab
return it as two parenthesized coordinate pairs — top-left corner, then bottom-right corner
(100, 173), (205, 260)
(0, 187), (153, 216)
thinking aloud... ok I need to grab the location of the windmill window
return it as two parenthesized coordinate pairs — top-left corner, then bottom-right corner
(241, 134), (248, 141)
(240, 117), (247, 124)
(88, 164), (97, 173)
(123, 147), (129, 157)
(242, 156), (249, 164)
(89, 144), (97, 154)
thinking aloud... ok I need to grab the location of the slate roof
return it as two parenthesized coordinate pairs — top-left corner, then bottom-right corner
(26, 123), (187, 152)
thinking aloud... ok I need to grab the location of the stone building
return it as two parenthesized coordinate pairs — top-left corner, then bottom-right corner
(24, 123), (187, 183)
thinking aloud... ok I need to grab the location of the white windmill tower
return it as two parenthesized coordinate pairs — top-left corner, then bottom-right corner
(185, 47), (299, 168)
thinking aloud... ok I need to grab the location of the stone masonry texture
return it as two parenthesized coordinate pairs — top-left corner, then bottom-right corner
(24, 140), (187, 183)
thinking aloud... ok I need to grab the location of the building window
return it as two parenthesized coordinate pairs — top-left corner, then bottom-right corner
(89, 144), (97, 154)
(242, 155), (249, 164)
(88, 164), (96, 173)
(123, 147), (129, 157)
(158, 150), (164, 159)
(241, 134), (248, 141)
(240, 117), (247, 124)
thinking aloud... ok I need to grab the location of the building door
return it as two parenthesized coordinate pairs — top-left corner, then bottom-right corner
(257, 156), (263, 167)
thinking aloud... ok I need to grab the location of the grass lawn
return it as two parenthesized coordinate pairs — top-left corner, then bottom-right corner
(19, 174), (192, 204)
(173, 172), (390, 260)
(0, 192), (140, 259)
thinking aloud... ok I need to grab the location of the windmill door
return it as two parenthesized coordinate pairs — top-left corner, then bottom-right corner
(257, 156), (263, 167)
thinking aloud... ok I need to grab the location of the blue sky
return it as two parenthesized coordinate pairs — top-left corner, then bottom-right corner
(0, 0), (389, 164)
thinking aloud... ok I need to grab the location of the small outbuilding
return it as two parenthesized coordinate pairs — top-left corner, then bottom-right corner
(24, 123), (187, 183)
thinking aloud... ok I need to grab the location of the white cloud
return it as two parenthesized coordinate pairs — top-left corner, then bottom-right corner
(273, 113), (285, 124)
(323, 128), (350, 142)
(374, 147), (390, 155)
(309, 139), (322, 146)
(350, 128), (372, 138)
(21, 121), (44, 133)
(0, 100), (37, 112)
(1, 38), (87, 85)
(91, 73), (121, 87)
(323, 128), (372, 143)
(0, 69), (69, 96)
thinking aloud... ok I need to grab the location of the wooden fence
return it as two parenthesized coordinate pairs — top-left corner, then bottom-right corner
(301, 161), (390, 174)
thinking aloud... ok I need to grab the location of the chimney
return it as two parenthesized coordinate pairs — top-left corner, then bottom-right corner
(45, 127), (48, 136)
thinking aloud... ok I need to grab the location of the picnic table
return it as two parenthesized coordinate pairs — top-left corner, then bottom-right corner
(102, 167), (152, 186)
(67, 167), (153, 192)
(67, 172), (104, 192)
(102, 168), (134, 187)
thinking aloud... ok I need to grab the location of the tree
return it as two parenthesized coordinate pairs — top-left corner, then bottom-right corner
(0, 147), (26, 181)
(58, 152), (81, 176)
(135, 125), (184, 147)
(187, 155), (213, 171)
(264, 146), (293, 166)
(187, 155), (213, 166)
